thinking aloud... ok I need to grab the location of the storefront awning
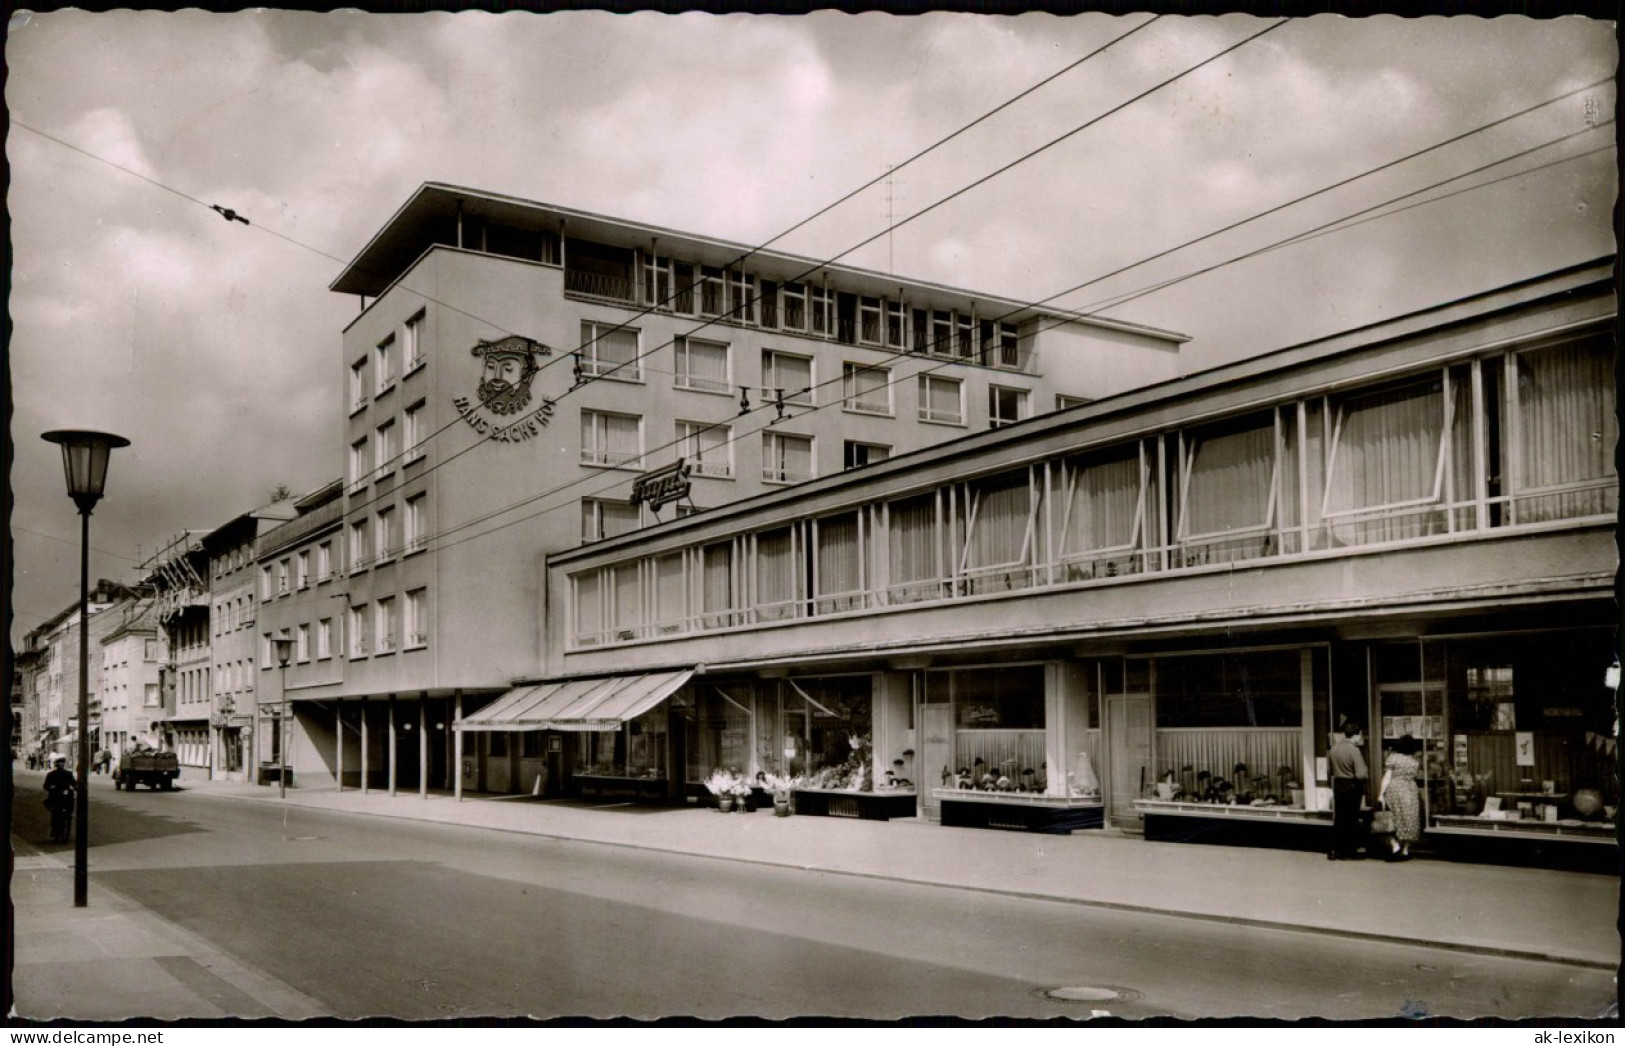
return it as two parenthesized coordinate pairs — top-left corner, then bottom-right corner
(457, 669), (694, 733)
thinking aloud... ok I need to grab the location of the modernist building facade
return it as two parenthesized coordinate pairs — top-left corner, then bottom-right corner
(98, 609), (160, 758)
(265, 183), (1186, 793)
(521, 259), (1616, 856)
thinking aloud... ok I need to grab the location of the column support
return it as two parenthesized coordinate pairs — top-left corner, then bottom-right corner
(336, 701), (344, 793)
(360, 696), (369, 796)
(419, 692), (429, 799)
(454, 691), (464, 802)
(388, 695), (398, 798)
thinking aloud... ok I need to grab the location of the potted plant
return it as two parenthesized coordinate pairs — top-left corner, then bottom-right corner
(704, 768), (741, 813)
(760, 771), (797, 816)
(731, 775), (753, 813)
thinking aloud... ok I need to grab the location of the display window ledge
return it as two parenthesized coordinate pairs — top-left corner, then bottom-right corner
(1133, 799), (1331, 824)
(934, 789), (1102, 809)
(1430, 815), (1616, 844)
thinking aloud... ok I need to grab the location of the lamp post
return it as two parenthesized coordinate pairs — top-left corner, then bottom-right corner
(42, 428), (130, 909)
(273, 635), (293, 799)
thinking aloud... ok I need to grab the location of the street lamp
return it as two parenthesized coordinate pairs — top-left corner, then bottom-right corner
(273, 635), (294, 799)
(42, 428), (130, 909)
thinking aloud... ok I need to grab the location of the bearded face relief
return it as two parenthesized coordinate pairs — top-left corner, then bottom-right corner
(478, 352), (533, 415)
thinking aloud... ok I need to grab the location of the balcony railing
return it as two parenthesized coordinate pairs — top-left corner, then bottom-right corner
(565, 269), (636, 304)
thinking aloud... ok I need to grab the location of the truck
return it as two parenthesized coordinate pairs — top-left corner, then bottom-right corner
(115, 750), (180, 791)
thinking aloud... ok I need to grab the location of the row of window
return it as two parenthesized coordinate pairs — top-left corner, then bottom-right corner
(570, 244), (1031, 367)
(214, 594), (257, 635)
(264, 589), (430, 665)
(349, 400), (427, 492)
(578, 378), (1029, 481)
(351, 310), (426, 413)
(570, 336), (1616, 646)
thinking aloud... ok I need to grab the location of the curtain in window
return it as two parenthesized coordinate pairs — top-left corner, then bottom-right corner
(845, 365), (890, 413)
(816, 513), (861, 609)
(1517, 338), (1617, 521)
(766, 354), (812, 405)
(678, 338), (729, 391)
(584, 323), (638, 372)
(653, 554), (686, 632)
(679, 423), (730, 475)
(1066, 448), (1140, 553)
(702, 543), (735, 626)
(756, 528), (799, 620)
(765, 434), (812, 483)
(1324, 380), (1444, 543)
(611, 564), (642, 637)
(1184, 419), (1273, 537)
(584, 413), (640, 467)
(921, 376), (962, 422)
(888, 494), (939, 602)
(964, 471), (1030, 571)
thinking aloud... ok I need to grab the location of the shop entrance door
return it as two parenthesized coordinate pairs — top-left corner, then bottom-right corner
(920, 705), (953, 822)
(1106, 694), (1152, 826)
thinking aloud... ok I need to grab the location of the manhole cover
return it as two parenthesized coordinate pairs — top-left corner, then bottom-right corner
(282, 835), (325, 842)
(1038, 986), (1140, 1003)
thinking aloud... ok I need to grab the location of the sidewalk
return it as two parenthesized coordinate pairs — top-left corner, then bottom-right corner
(13, 776), (1618, 1021)
(182, 777), (1621, 969)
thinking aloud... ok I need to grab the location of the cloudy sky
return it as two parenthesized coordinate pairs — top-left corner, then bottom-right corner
(6, 9), (1615, 645)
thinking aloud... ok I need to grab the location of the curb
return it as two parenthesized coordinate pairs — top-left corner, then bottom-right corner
(179, 784), (1619, 972)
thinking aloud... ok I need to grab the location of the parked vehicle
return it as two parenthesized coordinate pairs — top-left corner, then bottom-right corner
(115, 750), (180, 791)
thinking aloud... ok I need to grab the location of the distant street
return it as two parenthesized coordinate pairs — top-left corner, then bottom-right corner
(11, 772), (1615, 1021)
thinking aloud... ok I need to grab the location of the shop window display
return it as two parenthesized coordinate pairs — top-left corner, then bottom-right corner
(583, 706), (668, 780)
(1150, 648), (1323, 807)
(929, 664), (1047, 792)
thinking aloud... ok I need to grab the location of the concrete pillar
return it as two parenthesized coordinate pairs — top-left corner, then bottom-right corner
(419, 693), (428, 799)
(360, 697), (369, 796)
(453, 692), (464, 802)
(388, 695), (398, 798)
(335, 701), (344, 793)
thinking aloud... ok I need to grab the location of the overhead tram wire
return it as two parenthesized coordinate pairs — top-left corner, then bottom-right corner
(365, 19), (1294, 538)
(1027, 75), (1614, 318)
(17, 14), (1152, 525)
(420, 124), (1610, 558)
(338, 15), (1255, 522)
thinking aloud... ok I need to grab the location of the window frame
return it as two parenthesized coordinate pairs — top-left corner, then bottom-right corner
(842, 362), (894, 416)
(918, 374), (965, 426)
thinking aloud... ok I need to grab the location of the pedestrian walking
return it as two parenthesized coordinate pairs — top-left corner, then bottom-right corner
(1327, 721), (1369, 861)
(43, 754), (76, 843)
(1377, 734), (1423, 861)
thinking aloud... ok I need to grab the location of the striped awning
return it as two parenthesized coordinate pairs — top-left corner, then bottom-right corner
(456, 669), (694, 733)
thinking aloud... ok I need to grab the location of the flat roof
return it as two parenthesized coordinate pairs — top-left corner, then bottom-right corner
(330, 182), (1189, 344)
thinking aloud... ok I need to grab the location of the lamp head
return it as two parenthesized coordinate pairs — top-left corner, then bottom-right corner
(42, 429), (130, 514)
(273, 636), (294, 668)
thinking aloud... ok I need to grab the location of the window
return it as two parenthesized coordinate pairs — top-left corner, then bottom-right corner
(809, 287), (832, 336)
(676, 420), (733, 477)
(989, 386), (1028, 429)
(1059, 443), (1148, 579)
(842, 363), (892, 415)
(918, 375), (964, 425)
(980, 320), (1022, 368)
(1321, 377), (1458, 545)
(1154, 649), (1305, 728)
(813, 511), (864, 614)
(375, 506), (398, 562)
(844, 441), (890, 470)
(376, 334), (396, 394)
(674, 337), (731, 393)
(295, 623), (311, 663)
(405, 589), (427, 648)
(930, 311), (954, 357)
(317, 541), (333, 581)
(144, 639), (157, 661)
(727, 270), (755, 324)
(316, 618), (332, 660)
(653, 553), (687, 634)
(1182, 414), (1277, 541)
(781, 283), (807, 331)
(375, 420), (397, 475)
(1511, 338), (1617, 522)
(349, 437), (369, 491)
(755, 525), (801, 621)
(579, 321), (641, 381)
(758, 280), (779, 329)
(350, 358), (368, 412)
(348, 605), (368, 658)
(349, 520), (369, 572)
(581, 498), (641, 542)
(763, 432), (814, 484)
(698, 266), (725, 317)
(961, 469), (1037, 594)
(763, 350), (813, 406)
(404, 310), (426, 372)
(404, 494), (426, 554)
(580, 409), (642, 468)
(376, 598), (398, 654)
(642, 253), (672, 309)
(296, 550), (310, 589)
(858, 296), (883, 345)
(575, 571), (604, 645)
(277, 559), (291, 596)
(701, 541), (737, 628)
(260, 564), (274, 601)
(887, 492), (943, 604)
(403, 401), (425, 463)
(930, 665), (1047, 780)
(886, 301), (906, 349)
(144, 683), (160, 707)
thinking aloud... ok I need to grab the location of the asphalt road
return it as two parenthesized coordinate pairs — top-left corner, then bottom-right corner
(11, 775), (1617, 1021)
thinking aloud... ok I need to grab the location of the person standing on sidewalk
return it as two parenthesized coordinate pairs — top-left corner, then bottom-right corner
(1377, 734), (1423, 861)
(1328, 721), (1370, 860)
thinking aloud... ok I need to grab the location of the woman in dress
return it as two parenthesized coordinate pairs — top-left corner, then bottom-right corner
(1378, 734), (1424, 861)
